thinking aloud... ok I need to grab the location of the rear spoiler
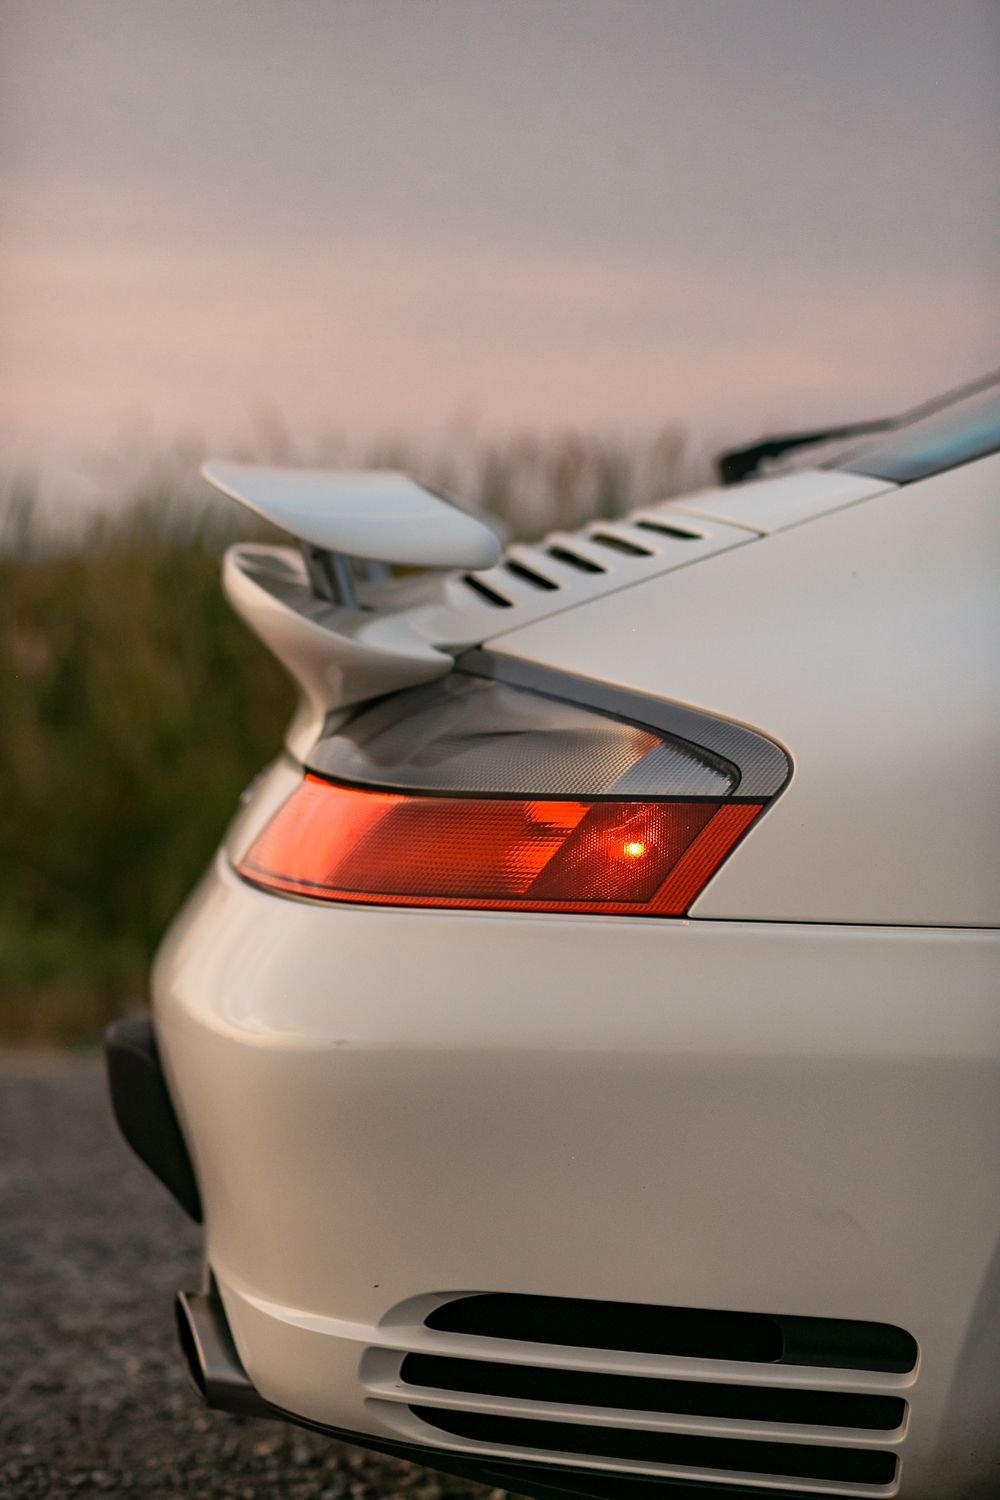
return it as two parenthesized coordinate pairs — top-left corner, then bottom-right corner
(201, 462), (501, 737)
(203, 463), (499, 603)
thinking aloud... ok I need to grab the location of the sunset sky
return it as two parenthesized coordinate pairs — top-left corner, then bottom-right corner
(2, 0), (998, 470)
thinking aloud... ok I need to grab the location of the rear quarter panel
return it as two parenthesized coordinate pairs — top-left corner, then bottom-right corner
(486, 456), (1000, 926)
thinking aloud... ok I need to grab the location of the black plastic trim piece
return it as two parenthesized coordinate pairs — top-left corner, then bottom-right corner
(104, 1016), (202, 1222)
(176, 1281), (268, 1416)
(716, 422), (892, 486)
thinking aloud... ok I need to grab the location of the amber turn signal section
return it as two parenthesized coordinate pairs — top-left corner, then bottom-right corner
(237, 775), (762, 916)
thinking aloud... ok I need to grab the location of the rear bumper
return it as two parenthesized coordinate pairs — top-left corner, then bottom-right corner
(149, 841), (1000, 1499)
(174, 1277), (852, 1500)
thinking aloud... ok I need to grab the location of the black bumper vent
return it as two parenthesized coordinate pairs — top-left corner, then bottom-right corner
(402, 1293), (916, 1491)
(402, 1353), (906, 1432)
(410, 1406), (899, 1487)
(425, 1292), (918, 1373)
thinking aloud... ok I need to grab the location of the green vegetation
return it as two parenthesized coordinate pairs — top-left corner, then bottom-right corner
(0, 508), (293, 1040)
(0, 430), (698, 1040)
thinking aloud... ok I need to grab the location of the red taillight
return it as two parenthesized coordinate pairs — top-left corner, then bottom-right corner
(237, 775), (762, 916)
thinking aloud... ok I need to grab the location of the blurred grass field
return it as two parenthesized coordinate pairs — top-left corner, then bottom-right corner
(0, 428), (701, 1041)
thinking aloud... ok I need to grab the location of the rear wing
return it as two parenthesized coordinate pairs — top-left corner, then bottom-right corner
(201, 462), (502, 742)
(201, 460), (762, 760)
(203, 462), (500, 606)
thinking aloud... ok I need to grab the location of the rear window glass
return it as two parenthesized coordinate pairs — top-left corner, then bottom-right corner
(836, 387), (1000, 483)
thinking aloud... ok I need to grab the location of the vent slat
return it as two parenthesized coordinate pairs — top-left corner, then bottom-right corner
(410, 1406), (899, 1486)
(635, 518), (703, 540)
(545, 545), (606, 574)
(401, 1354), (906, 1432)
(461, 574), (514, 607)
(588, 531), (655, 557)
(503, 559), (560, 591)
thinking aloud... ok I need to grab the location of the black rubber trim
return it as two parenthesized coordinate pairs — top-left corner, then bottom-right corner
(104, 1016), (202, 1222)
(176, 1278), (847, 1500)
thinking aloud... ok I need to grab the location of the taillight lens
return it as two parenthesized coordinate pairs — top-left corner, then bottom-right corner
(235, 671), (784, 917)
(237, 775), (762, 915)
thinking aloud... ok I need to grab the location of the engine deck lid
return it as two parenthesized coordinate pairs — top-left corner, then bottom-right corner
(662, 468), (892, 535)
(484, 456), (999, 926)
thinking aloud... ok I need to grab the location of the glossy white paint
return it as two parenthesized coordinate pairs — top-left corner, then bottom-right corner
(206, 464), (897, 754)
(152, 451), (1000, 1498)
(202, 462), (503, 569)
(216, 480), (758, 738)
(222, 543), (453, 726)
(154, 834), (1000, 1499)
(669, 468), (893, 535)
(493, 456), (1000, 926)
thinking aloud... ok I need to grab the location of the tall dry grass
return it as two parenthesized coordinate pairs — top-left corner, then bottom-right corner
(0, 428), (704, 1041)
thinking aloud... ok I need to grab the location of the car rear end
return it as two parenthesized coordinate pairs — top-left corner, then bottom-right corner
(109, 415), (1000, 1499)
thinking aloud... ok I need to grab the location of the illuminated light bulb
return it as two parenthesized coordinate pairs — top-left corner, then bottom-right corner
(622, 840), (647, 859)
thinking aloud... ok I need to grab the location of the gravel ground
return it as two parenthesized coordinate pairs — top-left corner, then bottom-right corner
(0, 1052), (506, 1500)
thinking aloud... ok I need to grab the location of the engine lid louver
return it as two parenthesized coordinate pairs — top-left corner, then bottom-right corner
(446, 513), (749, 618)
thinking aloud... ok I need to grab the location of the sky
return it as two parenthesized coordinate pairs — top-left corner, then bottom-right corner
(2, 0), (998, 470)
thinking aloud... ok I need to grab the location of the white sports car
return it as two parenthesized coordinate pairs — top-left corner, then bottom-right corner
(107, 383), (1000, 1500)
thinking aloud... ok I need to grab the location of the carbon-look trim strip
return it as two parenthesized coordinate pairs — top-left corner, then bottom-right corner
(459, 650), (791, 799)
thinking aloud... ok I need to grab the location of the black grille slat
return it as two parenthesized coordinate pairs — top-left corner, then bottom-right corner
(589, 532), (655, 557)
(503, 559), (560, 591)
(545, 545), (606, 574)
(410, 1406), (898, 1486)
(634, 519), (703, 540)
(401, 1353), (906, 1432)
(461, 575), (514, 607)
(425, 1294), (918, 1374)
